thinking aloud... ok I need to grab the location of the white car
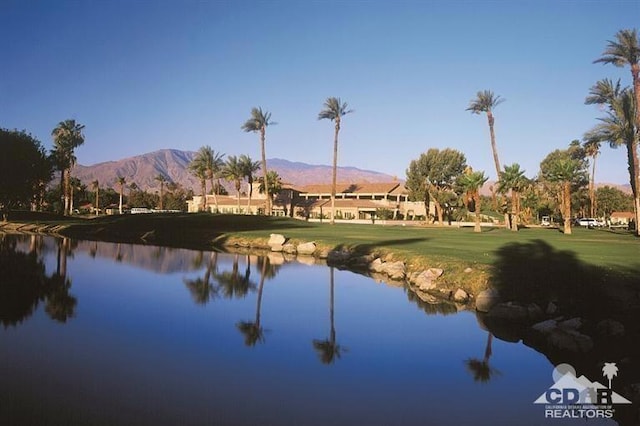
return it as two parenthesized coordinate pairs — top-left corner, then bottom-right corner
(576, 218), (601, 227)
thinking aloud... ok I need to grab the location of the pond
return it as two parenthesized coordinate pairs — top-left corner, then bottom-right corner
(0, 234), (634, 425)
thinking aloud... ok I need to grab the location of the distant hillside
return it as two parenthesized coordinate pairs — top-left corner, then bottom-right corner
(72, 149), (399, 192)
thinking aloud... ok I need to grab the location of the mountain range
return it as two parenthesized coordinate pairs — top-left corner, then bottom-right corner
(72, 149), (400, 193)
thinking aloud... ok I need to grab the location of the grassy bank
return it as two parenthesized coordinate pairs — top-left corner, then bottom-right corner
(3, 211), (639, 296)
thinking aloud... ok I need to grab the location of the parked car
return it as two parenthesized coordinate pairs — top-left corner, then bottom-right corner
(576, 218), (601, 227)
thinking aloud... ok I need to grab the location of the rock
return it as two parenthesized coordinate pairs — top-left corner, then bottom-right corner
(370, 258), (385, 273)
(282, 243), (297, 254)
(381, 261), (406, 280)
(327, 250), (351, 264)
(296, 241), (316, 255)
(531, 319), (558, 333)
(546, 301), (558, 315)
(527, 303), (544, 321)
(464, 267), (473, 273)
(414, 271), (437, 291)
(547, 328), (593, 353)
(270, 244), (284, 252)
(317, 249), (330, 259)
(486, 302), (528, 322)
(415, 291), (440, 304)
(559, 317), (582, 330)
(425, 268), (443, 279)
(595, 319), (625, 338)
(268, 233), (286, 246)
(453, 288), (469, 303)
(475, 288), (501, 313)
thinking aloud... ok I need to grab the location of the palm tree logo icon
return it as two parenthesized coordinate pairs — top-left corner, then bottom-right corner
(602, 362), (619, 389)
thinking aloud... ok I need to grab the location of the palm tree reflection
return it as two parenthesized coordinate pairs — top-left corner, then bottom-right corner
(236, 256), (270, 346)
(313, 267), (344, 364)
(216, 253), (256, 299)
(184, 251), (219, 305)
(464, 332), (500, 383)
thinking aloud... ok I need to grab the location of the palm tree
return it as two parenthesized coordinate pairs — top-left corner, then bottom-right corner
(497, 164), (528, 231)
(51, 119), (85, 215)
(222, 155), (245, 213)
(458, 169), (488, 232)
(239, 154), (260, 214)
(584, 85), (639, 235)
(594, 29), (640, 137)
(117, 176), (126, 214)
(242, 107), (276, 215)
(155, 174), (167, 210)
(91, 180), (99, 216)
(258, 170), (283, 213)
(547, 158), (582, 235)
(466, 90), (508, 228)
(189, 161), (208, 211)
(318, 97), (354, 225)
(582, 139), (601, 218)
(313, 267), (343, 364)
(191, 146), (225, 211)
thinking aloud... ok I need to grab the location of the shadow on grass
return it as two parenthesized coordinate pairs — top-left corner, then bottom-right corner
(492, 239), (640, 322)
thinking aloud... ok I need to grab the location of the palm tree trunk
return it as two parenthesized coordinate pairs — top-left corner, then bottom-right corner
(511, 190), (518, 231)
(330, 121), (340, 225)
(626, 139), (640, 236)
(246, 178), (253, 214)
(64, 169), (71, 215)
(119, 186), (123, 214)
(563, 182), (572, 235)
(474, 193), (481, 232)
(209, 177), (219, 212)
(95, 187), (99, 216)
(59, 168), (65, 215)
(329, 267), (336, 347)
(589, 155), (597, 218)
(200, 179), (206, 212)
(486, 112), (508, 229)
(260, 128), (271, 216)
(236, 182), (241, 213)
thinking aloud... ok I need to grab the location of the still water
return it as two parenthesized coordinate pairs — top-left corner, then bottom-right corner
(0, 234), (625, 425)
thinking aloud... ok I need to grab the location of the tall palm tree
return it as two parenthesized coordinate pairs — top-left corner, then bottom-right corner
(51, 119), (85, 215)
(585, 85), (639, 235)
(582, 139), (601, 218)
(189, 161), (208, 211)
(239, 154), (260, 214)
(594, 29), (640, 138)
(497, 164), (528, 231)
(458, 169), (488, 232)
(223, 155), (245, 213)
(117, 176), (126, 214)
(318, 97), (354, 225)
(242, 107), (276, 215)
(466, 90), (508, 228)
(155, 174), (167, 210)
(313, 267), (343, 364)
(192, 146), (225, 211)
(91, 180), (99, 216)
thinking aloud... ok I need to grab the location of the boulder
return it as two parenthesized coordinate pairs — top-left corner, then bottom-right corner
(595, 319), (625, 338)
(381, 261), (406, 281)
(270, 244), (284, 252)
(425, 268), (443, 279)
(453, 288), (469, 303)
(531, 319), (558, 333)
(297, 241), (316, 255)
(545, 301), (558, 315)
(370, 258), (385, 273)
(414, 271), (437, 291)
(559, 317), (582, 330)
(527, 303), (544, 321)
(547, 328), (593, 353)
(486, 302), (528, 322)
(282, 243), (297, 254)
(475, 288), (501, 313)
(268, 233), (286, 246)
(327, 250), (351, 264)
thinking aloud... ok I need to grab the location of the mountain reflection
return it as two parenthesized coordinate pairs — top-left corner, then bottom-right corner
(0, 235), (76, 327)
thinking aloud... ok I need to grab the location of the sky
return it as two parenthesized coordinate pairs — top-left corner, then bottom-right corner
(1, 0), (638, 184)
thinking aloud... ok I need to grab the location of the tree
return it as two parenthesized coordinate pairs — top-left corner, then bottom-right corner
(91, 180), (100, 215)
(582, 139), (601, 218)
(405, 148), (467, 224)
(584, 80), (639, 236)
(540, 149), (588, 235)
(458, 169), (488, 232)
(117, 176), (126, 214)
(51, 119), (85, 215)
(594, 29), (640, 144)
(318, 97), (354, 224)
(239, 154), (260, 213)
(258, 170), (283, 211)
(188, 161), (208, 212)
(497, 163), (528, 231)
(155, 174), (168, 210)
(190, 146), (224, 212)
(0, 129), (52, 216)
(222, 155), (245, 213)
(242, 107), (276, 215)
(467, 90), (508, 227)
(595, 186), (633, 218)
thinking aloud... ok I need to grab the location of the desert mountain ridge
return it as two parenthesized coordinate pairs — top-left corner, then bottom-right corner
(72, 149), (401, 193)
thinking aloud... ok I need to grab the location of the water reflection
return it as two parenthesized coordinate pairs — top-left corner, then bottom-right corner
(0, 235), (76, 327)
(465, 332), (500, 383)
(236, 257), (270, 346)
(312, 267), (344, 364)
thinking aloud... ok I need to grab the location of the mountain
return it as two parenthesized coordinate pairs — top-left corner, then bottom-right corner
(72, 149), (399, 192)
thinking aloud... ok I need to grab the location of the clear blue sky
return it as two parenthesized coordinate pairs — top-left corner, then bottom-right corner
(1, 0), (638, 184)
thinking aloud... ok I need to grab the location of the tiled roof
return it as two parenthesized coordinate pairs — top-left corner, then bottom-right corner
(611, 211), (634, 218)
(301, 182), (402, 195)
